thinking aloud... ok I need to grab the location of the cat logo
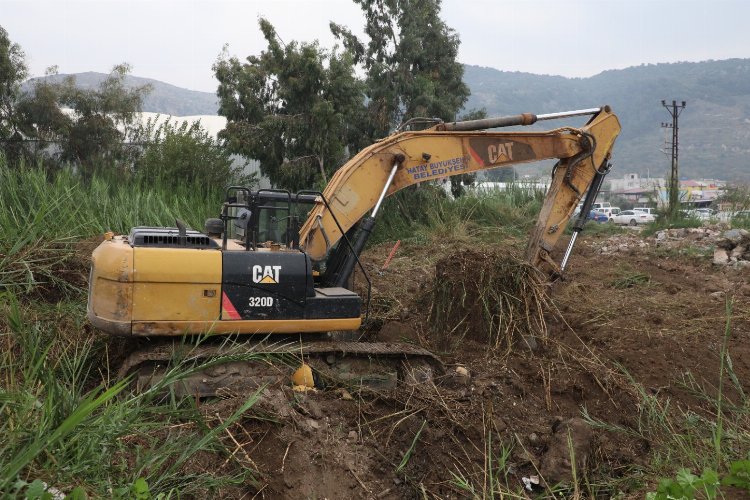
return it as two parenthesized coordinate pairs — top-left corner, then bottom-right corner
(487, 142), (514, 163)
(252, 265), (282, 284)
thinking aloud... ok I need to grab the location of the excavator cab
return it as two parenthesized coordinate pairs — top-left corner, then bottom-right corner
(219, 188), (318, 250)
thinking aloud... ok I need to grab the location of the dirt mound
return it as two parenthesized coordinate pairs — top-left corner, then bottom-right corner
(429, 249), (549, 351)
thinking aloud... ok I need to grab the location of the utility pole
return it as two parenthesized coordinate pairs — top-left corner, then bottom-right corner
(661, 99), (686, 216)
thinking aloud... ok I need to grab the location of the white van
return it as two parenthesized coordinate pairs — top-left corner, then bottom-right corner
(633, 207), (657, 217)
(598, 207), (621, 218)
(575, 201), (610, 217)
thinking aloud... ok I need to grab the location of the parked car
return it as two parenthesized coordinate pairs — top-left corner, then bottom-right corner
(587, 210), (609, 223)
(691, 208), (716, 220)
(610, 210), (655, 226)
(633, 207), (657, 217)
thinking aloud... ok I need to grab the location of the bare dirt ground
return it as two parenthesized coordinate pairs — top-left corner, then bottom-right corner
(160, 229), (750, 498)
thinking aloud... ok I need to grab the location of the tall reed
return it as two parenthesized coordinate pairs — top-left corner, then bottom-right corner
(0, 160), (224, 295)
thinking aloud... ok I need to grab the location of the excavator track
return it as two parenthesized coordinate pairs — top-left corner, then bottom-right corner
(118, 338), (444, 397)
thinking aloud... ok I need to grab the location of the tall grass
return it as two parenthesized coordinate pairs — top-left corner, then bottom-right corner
(0, 160), (221, 237)
(0, 292), (263, 497)
(0, 160), (223, 295)
(731, 216), (750, 230)
(371, 184), (546, 245)
(0, 159), (262, 496)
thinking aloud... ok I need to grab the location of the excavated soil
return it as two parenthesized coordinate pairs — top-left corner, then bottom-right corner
(147, 230), (750, 498)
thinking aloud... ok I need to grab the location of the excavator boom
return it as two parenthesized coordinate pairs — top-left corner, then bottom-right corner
(299, 107), (621, 275)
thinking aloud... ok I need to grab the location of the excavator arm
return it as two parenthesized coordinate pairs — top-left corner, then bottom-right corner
(299, 106), (621, 277)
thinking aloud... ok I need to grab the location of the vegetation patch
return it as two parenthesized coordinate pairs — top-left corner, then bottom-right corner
(610, 267), (652, 289)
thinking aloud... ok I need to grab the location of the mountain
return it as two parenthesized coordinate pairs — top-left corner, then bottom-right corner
(22, 72), (219, 116)
(462, 60), (750, 182)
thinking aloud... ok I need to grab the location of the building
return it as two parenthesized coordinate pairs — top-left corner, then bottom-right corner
(608, 173), (665, 204)
(608, 172), (726, 208)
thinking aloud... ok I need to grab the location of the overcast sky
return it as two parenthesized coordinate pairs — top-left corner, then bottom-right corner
(3, 0), (748, 93)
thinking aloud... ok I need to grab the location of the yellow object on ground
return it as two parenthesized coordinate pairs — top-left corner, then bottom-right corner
(292, 363), (315, 388)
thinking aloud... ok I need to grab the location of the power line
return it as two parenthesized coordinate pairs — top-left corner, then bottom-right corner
(661, 99), (686, 214)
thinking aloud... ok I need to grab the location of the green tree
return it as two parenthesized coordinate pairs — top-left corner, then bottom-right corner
(330, 0), (470, 140)
(214, 19), (365, 191)
(14, 72), (72, 168)
(16, 64), (150, 175)
(16, 72), (70, 141)
(0, 25), (28, 165)
(56, 64), (151, 176)
(133, 118), (254, 188)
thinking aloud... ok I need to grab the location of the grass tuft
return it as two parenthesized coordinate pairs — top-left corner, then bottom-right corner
(610, 267), (651, 289)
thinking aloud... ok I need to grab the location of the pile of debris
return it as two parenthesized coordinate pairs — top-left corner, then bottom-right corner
(713, 229), (750, 268)
(588, 226), (750, 269)
(653, 227), (724, 245)
(590, 233), (650, 255)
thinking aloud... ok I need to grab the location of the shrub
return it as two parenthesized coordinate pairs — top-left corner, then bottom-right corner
(134, 118), (254, 188)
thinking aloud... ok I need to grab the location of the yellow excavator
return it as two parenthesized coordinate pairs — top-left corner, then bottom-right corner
(88, 106), (620, 393)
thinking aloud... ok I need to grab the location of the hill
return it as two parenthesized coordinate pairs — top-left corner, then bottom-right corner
(463, 59), (750, 181)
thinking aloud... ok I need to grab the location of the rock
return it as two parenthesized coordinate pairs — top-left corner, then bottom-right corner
(656, 231), (667, 241)
(529, 432), (540, 445)
(521, 334), (539, 351)
(731, 245), (746, 260)
(539, 417), (593, 485)
(551, 415), (565, 431)
(307, 419), (321, 431)
(734, 260), (750, 269)
(717, 239), (735, 250)
(347, 430), (358, 442)
(714, 248), (730, 265)
(450, 365), (471, 386)
(723, 229), (746, 245)
(306, 399), (324, 420)
(337, 388), (354, 401)
(710, 291), (725, 300)
(493, 416), (508, 433)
